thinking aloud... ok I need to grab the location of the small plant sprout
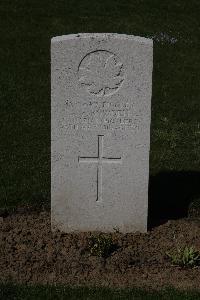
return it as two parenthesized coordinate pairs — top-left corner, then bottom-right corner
(166, 246), (200, 268)
(113, 226), (120, 233)
(88, 234), (115, 258)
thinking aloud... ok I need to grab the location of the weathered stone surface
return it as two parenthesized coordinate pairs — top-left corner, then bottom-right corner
(51, 33), (153, 233)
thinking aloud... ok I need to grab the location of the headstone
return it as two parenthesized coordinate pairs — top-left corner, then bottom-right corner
(51, 33), (153, 233)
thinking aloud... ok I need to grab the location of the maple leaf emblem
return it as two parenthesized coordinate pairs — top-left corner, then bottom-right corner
(78, 50), (125, 97)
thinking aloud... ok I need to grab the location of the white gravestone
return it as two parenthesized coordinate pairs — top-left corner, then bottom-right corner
(51, 33), (153, 233)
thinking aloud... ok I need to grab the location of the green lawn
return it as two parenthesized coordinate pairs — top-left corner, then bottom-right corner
(1, 283), (200, 300)
(0, 0), (200, 208)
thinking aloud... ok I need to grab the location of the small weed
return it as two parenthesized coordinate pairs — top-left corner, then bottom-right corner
(88, 234), (115, 258)
(166, 246), (200, 268)
(188, 197), (200, 218)
(113, 227), (120, 233)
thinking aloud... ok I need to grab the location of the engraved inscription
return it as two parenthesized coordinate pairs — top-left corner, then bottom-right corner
(78, 135), (122, 202)
(61, 100), (139, 131)
(78, 50), (125, 97)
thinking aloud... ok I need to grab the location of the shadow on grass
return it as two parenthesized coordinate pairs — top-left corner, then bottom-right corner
(1, 282), (200, 300)
(148, 171), (200, 229)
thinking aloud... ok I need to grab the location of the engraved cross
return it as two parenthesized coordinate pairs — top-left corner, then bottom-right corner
(78, 135), (122, 202)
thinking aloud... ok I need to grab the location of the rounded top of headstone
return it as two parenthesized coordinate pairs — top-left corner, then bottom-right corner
(51, 33), (153, 45)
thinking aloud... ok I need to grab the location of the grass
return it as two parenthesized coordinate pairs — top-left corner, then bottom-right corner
(1, 283), (200, 300)
(0, 0), (200, 208)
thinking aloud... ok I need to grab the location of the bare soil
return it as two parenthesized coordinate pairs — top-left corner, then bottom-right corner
(1, 210), (200, 291)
